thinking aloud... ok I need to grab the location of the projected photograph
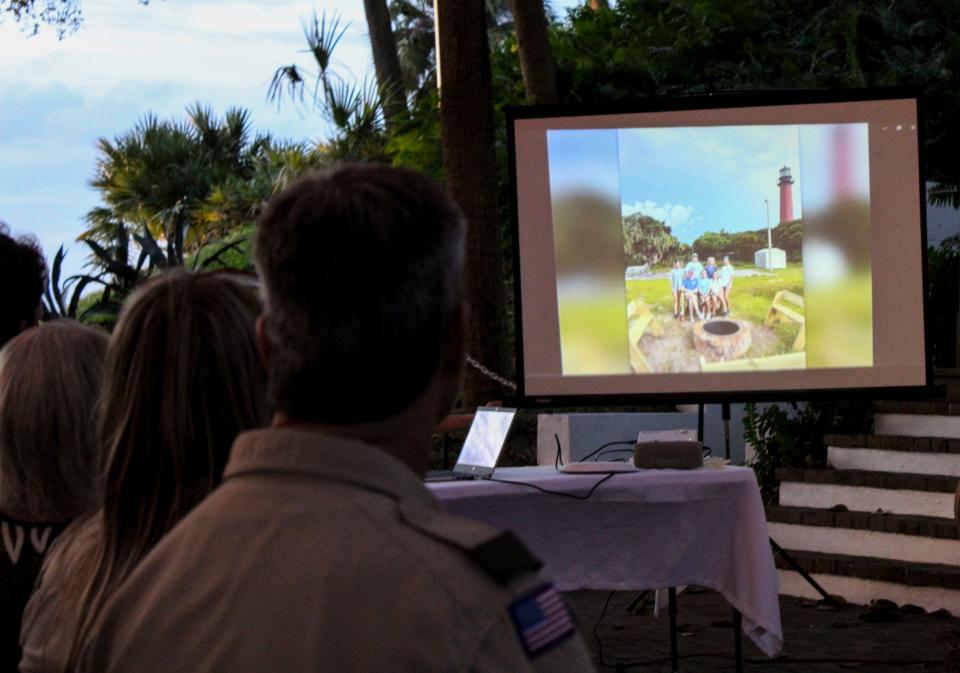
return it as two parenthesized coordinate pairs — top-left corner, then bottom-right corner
(546, 122), (874, 376)
(620, 125), (806, 373)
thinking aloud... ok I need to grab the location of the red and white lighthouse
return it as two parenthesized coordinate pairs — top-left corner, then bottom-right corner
(778, 165), (794, 223)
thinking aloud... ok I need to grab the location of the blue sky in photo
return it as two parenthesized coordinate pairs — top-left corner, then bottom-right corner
(617, 125), (802, 244)
(546, 124), (804, 245)
(546, 128), (621, 205)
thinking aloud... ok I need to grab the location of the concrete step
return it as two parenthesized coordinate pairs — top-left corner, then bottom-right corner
(875, 410), (960, 439)
(776, 467), (957, 519)
(776, 549), (960, 614)
(826, 433), (960, 476)
(874, 400), (960, 416)
(766, 505), (960, 567)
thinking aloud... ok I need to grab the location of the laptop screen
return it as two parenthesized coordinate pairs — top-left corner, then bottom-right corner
(455, 407), (517, 473)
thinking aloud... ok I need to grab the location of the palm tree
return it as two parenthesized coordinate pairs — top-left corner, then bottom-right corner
(363, 0), (408, 126)
(87, 104), (268, 266)
(509, 0), (558, 103)
(436, 0), (512, 405)
(268, 11), (388, 160)
(53, 104), (298, 325)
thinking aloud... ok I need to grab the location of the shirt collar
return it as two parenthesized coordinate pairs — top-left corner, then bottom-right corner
(224, 427), (438, 509)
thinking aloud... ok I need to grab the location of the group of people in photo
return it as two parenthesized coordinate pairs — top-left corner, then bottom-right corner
(0, 165), (595, 673)
(670, 253), (734, 322)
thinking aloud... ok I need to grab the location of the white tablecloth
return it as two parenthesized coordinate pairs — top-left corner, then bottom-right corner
(428, 465), (783, 657)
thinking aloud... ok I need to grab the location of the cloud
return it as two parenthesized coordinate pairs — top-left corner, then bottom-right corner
(622, 200), (694, 232)
(0, 0), (372, 96)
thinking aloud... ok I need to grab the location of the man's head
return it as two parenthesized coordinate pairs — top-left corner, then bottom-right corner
(253, 164), (466, 425)
(707, 256), (715, 265)
(691, 253), (698, 261)
(0, 224), (47, 349)
(723, 255), (731, 264)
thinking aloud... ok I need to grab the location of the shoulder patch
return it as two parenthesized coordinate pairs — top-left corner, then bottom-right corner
(468, 531), (542, 585)
(508, 584), (576, 657)
(397, 502), (542, 584)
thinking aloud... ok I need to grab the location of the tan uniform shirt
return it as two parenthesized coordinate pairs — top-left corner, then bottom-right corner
(77, 428), (597, 673)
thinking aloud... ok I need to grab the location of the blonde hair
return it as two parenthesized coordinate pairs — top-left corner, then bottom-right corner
(0, 320), (107, 521)
(64, 269), (268, 669)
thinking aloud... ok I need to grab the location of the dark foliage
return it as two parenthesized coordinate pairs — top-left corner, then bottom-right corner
(927, 235), (960, 368)
(744, 399), (874, 503)
(550, 0), (960, 201)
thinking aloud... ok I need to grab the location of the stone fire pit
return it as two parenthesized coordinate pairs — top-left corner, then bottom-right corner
(693, 319), (752, 361)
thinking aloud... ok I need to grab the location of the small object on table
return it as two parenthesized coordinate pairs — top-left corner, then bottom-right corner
(559, 461), (638, 474)
(702, 456), (729, 469)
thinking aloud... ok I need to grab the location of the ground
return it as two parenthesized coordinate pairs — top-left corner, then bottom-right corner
(567, 587), (958, 672)
(638, 316), (784, 373)
(626, 265), (804, 372)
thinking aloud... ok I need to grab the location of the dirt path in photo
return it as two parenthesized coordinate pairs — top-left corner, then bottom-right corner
(639, 314), (783, 373)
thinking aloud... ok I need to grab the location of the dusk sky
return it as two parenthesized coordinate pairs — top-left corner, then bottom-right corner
(1, 0), (579, 281)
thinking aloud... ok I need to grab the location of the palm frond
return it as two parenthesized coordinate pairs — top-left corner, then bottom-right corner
(302, 10), (348, 77)
(267, 64), (306, 108)
(929, 181), (960, 209)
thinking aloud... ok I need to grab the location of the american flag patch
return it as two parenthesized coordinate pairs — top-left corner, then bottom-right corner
(508, 584), (575, 657)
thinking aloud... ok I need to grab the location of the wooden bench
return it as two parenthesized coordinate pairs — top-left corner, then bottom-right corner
(765, 290), (805, 352)
(626, 299), (653, 373)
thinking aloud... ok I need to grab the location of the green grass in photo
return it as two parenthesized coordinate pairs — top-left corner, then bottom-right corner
(558, 296), (631, 374)
(625, 265), (805, 354)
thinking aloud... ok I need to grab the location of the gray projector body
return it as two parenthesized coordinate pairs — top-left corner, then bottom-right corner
(537, 412), (699, 464)
(536, 407), (753, 466)
(634, 439), (703, 469)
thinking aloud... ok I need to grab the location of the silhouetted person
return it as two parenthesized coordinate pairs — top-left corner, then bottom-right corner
(20, 270), (268, 673)
(75, 165), (596, 672)
(0, 224), (46, 349)
(0, 321), (107, 672)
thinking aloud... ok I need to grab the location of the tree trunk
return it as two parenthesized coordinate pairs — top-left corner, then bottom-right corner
(362, 0), (408, 126)
(509, 0), (559, 104)
(436, 0), (511, 406)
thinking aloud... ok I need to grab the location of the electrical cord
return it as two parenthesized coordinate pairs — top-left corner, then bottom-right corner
(489, 473), (617, 500)
(593, 590), (615, 669)
(579, 439), (637, 462)
(592, 447), (635, 462)
(493, 435), (637, 500)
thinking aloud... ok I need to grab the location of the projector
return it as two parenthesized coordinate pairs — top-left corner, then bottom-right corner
(634, 429), (703, 469)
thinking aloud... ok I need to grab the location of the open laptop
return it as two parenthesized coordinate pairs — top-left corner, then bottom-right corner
(425, 406), (518, 481)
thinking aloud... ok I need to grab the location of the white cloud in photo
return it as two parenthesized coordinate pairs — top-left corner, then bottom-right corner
(622, 200), (694, 234)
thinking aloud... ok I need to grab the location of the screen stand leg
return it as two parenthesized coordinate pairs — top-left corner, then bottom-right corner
(732, 608), (743, 673)
(721, 402), (731, 460)
(668, 587), (679, 672)
(770, 538), (838, 605)
(696, 404), (704, 444)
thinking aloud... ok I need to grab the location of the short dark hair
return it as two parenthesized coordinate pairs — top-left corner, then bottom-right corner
(0, 224), (47, 348)
(253, 163), (465, 423)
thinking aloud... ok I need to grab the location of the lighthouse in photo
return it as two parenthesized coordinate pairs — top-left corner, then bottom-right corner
(778, 166), (794, 222)
(755, 165), (791, 270)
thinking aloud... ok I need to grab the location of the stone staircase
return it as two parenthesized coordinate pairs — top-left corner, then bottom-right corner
(770, 397), (960, 613)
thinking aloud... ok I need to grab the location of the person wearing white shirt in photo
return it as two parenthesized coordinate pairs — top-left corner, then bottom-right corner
(684, 252), (704, 280)
(718, 255), (735, 315)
